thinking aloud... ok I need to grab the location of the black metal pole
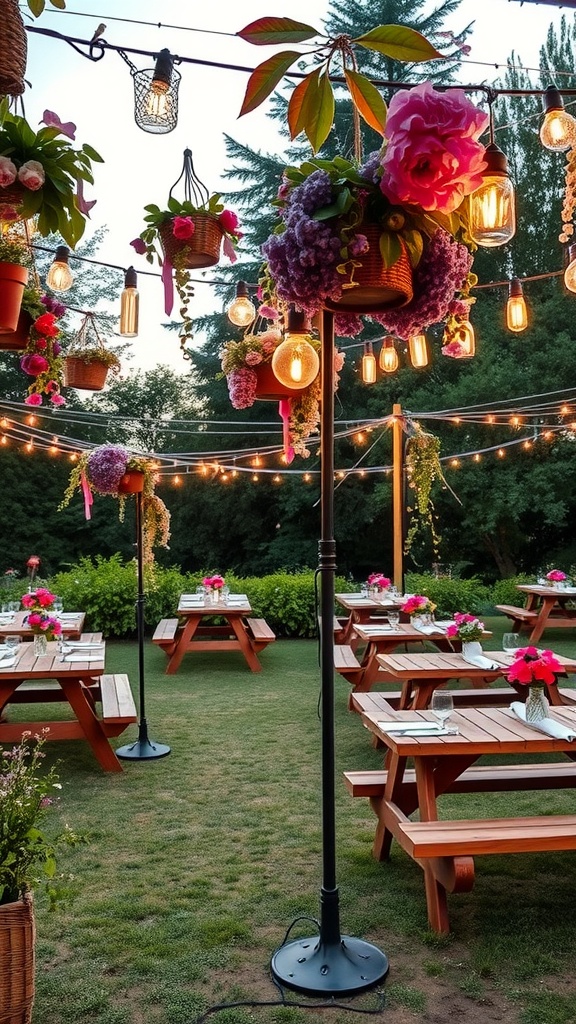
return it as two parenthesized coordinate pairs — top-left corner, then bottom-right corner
(270, 309), (389, 996)
(116, 489), (170, 762)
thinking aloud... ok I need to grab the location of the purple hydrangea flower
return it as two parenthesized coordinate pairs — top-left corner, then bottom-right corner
(87, 444), (129, 494)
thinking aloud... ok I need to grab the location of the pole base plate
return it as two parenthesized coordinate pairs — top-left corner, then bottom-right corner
(271, 935), (389, 997)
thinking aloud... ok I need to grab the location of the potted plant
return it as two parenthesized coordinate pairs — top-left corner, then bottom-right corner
(0, 233), (31, 333)
(59, 444), (171, 564)
(64, 312), (122, 392)
(0, 732), (80, 1024)
(0, 100), (102, 248)
(130, 148), (241, 355)
(221, 323), (345, 458)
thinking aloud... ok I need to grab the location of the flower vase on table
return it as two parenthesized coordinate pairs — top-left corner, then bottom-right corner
(525, 685), (550, 723)
(33, 633), (48, 657)
(202, 575), (225, 605)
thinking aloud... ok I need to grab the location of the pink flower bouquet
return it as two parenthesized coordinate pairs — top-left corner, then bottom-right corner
(546, 569), (567, 583)
(445, 612), (484, 643)
(507, 647), (563, 687)
(203, 575), (225, 590)
(401, 594), (435, 616)
(367, 573), (391, 591)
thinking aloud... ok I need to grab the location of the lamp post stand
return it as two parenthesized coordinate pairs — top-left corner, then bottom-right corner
(116, 489), (170, 762)
(270, 309), (389, 996)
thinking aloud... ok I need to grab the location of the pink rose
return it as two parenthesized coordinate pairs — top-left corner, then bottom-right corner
(20, 353), (49, 376)
(17, 160), (45, 191)
(0, 155), (17, 187)
(219, 209), (240, 235)
(172, 216), (195, 240)
(50, 393), (66, 406)
(24, 393), (43, 406)
(381, 82), (489, 214)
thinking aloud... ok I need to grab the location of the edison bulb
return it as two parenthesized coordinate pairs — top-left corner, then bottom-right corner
(540, 109), (576, 152)
(46, 259), (73, 292)
(362, 349), (377, 384)
(506, 279), (528, 332)
(271, 338), (319, 389)
(145, 80), (170, 118)
(379, 338), (398, 373)
(470, 176), (516, 247)
(227, 294), (256, 328)
(408, 333), (428, 368)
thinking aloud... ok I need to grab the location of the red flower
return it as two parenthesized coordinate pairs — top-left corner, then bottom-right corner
(20, 353), (49, 376)
(172, 216), (195, 240)
(33, 312), (60, 337)
(507, 647), (563, 687)
(219, 209), (240, 235)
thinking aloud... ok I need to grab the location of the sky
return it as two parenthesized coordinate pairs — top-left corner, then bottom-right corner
(19, 0), (575, 375)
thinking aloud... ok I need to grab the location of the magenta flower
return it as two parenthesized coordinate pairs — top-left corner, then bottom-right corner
(130, 237), (147, 255)
(40, 110), (76, 139)
(50, 393), (66, 407)
(219, 209), (240, 235)
(381, 82), (489, 214)
(24, 393), (42, 406)
(20, 353), (49, 376)
(172, 216), (195, 240)
(507, 647), (563, 687)
(546, 569), (567, 582)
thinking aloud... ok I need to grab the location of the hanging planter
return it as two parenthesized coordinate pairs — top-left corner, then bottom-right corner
(117, 470), (145, 494)
(253, 361), (302, 401)
(0, 0), (27, 97)
(0, 893), (35, 1024)
(64, 313), (122, 392)
(158, 212), (223, 270)
(0, 261), (28, 334)
(0, 307), (32, 351)
(324, 225), (413, 314)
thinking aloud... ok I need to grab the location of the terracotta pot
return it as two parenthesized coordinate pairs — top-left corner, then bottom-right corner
(117, 470), (145, 494)
(324, 224), (413, 314)
(65, 357), (109, 392)
(0, 892), (35, 1024)
(0, 263), (28, 334)
(158, 213), (223, 269)
(254, 361), (302, 401)
(0, 308), (32, 351)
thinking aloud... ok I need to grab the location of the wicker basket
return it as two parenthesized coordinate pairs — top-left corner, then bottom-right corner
(0, 1), (27, 97)
(0, 893), (35, 1024)
(159, 214), (223, 269)
(65, 357), (109, 392)
(324, 223), (413, 314)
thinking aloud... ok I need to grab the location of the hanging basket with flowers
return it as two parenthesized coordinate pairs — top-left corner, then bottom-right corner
(130, 148), (241, 358)
(59, 444), (170, 565)
(64, 312), (122, 392)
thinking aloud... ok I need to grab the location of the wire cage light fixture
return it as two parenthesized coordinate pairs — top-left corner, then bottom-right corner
(119, 47), (181, 134)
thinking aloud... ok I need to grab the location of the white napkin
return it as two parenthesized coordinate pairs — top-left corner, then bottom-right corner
(413, 623), (443, 635)
(226, 597), (246, 604)
(363, 625), (393, 634)
(64, 642), (104, 650)
(510, 701), (576, 740)
(377, 720), (445, 735)
(0, 656), (17, 669)
(0, 646), (15, 659)
(63, 653), (104, 663)
(180, 599), (203, 606)
(58, 613), (79, 620)
(461, 651), (500, 670)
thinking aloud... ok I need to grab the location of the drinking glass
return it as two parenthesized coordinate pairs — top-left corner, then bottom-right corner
(503, 633), (520, 656)
(53, 598), (64, 616)
(360, 584), (369, 598)
(8, 602), (19, 614)
(387, 611), (400, 628)
(430, 690), (456, 732)
(222, 586), (230, 604)
(389, 585), (399, 599)
(5, 635), (20, 654)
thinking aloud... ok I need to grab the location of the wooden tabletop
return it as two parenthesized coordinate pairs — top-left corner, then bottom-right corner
(335, 593), (399, 610)
(177, 593), (252, 614)
(0, 635), (104, 678)
(0, 611), (86, 640)
(517, 584), (576, 597)
(375, 650), (576, 679)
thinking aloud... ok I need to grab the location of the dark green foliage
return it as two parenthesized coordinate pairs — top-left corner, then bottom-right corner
(405, 572), (490, 618)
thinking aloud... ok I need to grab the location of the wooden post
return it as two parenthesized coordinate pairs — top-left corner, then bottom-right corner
(392, 403), (404, 591)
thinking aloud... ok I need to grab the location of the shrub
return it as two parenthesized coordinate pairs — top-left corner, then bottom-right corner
(405, 572), (490, 618)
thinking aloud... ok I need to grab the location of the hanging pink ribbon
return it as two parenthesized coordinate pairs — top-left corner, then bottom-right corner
(161, 257), (174, 315)
(279, 400), (295, 464)
(80, 470), (93, 521)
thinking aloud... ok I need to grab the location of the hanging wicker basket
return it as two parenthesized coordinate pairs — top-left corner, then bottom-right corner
(324, 224), (413, 314)
(0, 893), (36, 1024)
(65, 357), (109, 391)
(0, 0), (27, 97)
(64, 313), (120, 392)
(158, 214), (222, 269)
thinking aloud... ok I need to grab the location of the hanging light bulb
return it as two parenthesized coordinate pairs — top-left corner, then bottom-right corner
(46, 245), (73, 292)
(564, 244), (576, 293)
(540, 86), (576, 152)
(469, 142), (516, 247)
(379, 337), (399, 373)
(506, 278), (528, 332)
(271, 306), (319, 388)
(119, 266), (139, 337)
(133, 49), (181, 134)
(227, 280), (256, 327)
(408, 333), (428, 368)
(362, 341), (377, 384)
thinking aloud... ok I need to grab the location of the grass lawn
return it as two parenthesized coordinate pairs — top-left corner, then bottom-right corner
(11, 617), (576, 1024)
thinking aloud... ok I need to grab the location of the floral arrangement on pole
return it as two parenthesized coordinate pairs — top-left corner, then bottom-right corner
(401, 594), (436, 617)
(237, 19), (486, 347)
(445, 612), (484, 643)
(0, 104), (102, 247)
(21, 587), (62, 640)
(130, 149), (242, 357)
(59, 444), (170, 565)
(367, 573), (391, 592)
(19, 291), (67, 406)
(220, 316), (345, 459)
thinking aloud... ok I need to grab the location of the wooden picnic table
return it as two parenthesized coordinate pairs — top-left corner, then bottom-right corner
(152, 593), (276, 674)
(335, 592), (402, 646)
(374, 650), (576, 710)
(0, 610), (85, 640)
(496, 584), (576, 644)
(0, 635), (137, 772)
(351, 704), (576, 932)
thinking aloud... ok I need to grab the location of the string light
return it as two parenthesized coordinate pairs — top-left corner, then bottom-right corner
(506, 278), (528, 332)
(226, 280), (256, 328)
(379, 338), (399, 373)
(119, 267), (139, 337)
(408, 333), (429, 368)
(46, 245), (74, 292)
(362, 342), (377, 384)
(540, 86), (576, 152)
(132, 48), (181, 134)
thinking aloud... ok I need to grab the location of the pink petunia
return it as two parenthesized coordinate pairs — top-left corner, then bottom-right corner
(24, 393), (43, 406)
(172, 216), (195, 240)
(20, 353), (49, 376)
(219, 209), (240, 235)
(130, 237), (147, 255)
(41, 110), (77, 139)
(50, 393), (66, 406)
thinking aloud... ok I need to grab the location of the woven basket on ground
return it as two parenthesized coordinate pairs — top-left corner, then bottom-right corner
(65, 357), (109, 391)
(324, 223), (413, 314)
(0, 1), (27, 96)
(159, 214), (223, 269)
(0, 893), (36, 1024)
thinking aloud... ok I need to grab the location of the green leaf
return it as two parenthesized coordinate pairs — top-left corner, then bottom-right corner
(237, 17), (317, 45)
(239, 51), (302, 117)
(354, 25), (443, 63)
(402, 229), (424, 268)
(49, 0), (66, 8)
(303, 72), (335, 154)
(344, 69), (387, 136)
(27, 0), (45, 16)
(82, 143), (104, 163)
(379, 231), (402, 268)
